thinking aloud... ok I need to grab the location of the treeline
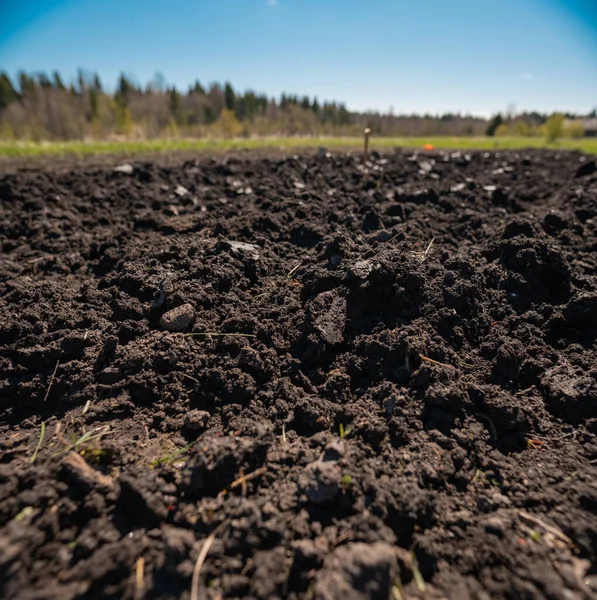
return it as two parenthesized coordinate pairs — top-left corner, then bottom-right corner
(0, 69), (592, 141)
(485, 111), (592, 139)
(0, 70), (490, 140)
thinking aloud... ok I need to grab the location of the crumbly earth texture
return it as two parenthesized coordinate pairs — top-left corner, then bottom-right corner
(1, 149), (597, 600)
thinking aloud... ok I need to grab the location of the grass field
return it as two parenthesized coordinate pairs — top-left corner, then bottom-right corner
(1, 136), (596, 158)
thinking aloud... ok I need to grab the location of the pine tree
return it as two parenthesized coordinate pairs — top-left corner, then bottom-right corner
(37, 72), (53, 89)
(52, 71), (66, 91)
(115, 73), (133, 108)
(193, 80), (205, 95)
(486, 113), (503, 137)
(0, 72), (17, 110)
(18, 71), (37, 98)
(169, 87), (184, 125)
(224, 82), (236, 111)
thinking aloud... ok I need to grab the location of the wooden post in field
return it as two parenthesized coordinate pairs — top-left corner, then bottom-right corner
(363, 127), (371, 164)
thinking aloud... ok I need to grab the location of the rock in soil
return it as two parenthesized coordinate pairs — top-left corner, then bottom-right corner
(159, 303), (195, 331)
(1, 149), (597, 599)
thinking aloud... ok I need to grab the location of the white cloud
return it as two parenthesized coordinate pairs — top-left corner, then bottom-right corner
(519, 73), (534, 80)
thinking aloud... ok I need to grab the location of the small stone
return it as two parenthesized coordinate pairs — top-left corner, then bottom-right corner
(451, 182), (466, 192)
(484, 516), (505, 536)
(483, 185), (497, 192)
(160, 304), (195, 332)
(311, 291), (347, 346)
(227, 240), (260, 253)
(184, 410), (210, 431)
(348, 260), (373, 281)
(329, 254), (342, 267)
(418, 160), (433, 173)
(114, 164), (134, 175)
(175, 185), (188, 197)
(218, 240), (261, 259)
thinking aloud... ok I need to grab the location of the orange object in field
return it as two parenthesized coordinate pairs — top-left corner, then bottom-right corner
(423, 144), (435, 151)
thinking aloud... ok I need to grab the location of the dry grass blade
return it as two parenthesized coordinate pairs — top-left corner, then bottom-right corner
(190, 522), (227, 600)
(392, 583), (404, 600)
(419, 353), (448, 367)
(411, 551), (426, 593)
(135, 556), (145, 597)
(287, 263), (301, 278)
(230, 466), (267, 490)
(30, 421), (46, 464)
(52, 425), (110, 458)
(187, 332), (256, 338)
(423, 237), (435, 259)
(43, 360), (59, 402)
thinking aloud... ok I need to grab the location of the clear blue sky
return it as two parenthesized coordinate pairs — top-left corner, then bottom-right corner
(0, 0), (596, 117)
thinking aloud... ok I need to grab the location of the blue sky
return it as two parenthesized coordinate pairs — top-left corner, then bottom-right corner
(0, 0), (596, 117)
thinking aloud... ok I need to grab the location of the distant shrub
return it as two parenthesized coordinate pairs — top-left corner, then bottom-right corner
(545, 113), (565, 142)
(512, 119), (530, 136)
(564, 120), (585, 139)
(115, 106), (134, 135)
(0, 120), (14, 140)
(495, 123), (511, 137)
(213, 108), (242, 138)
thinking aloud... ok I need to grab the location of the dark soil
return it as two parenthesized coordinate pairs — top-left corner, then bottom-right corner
(1, 148), (597, 600)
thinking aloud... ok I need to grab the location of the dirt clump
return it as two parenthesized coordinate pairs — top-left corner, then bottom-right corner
(1, 148), (597, 599)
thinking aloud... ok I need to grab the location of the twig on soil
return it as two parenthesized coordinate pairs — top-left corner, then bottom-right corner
(30, 421), (46, 464)
(411, 238), (436, 262)
(218, 466), (268, 498)
(287, 263), (301, 278)
(281, 423), (287, 446)
(418, 353), (448, 367)
(518, 511), (574, 548)
(187, 332), (256, 338)
(526, 438), (546, 451)
(190, 522), (227, 600)
(183, 373), (200, 384)
(135, 556), (145, 597)
(43, 360), (60, 402)
(422, 238), (434, 260)
(230, 466), (267, 491)
(82, 400), (91, 415)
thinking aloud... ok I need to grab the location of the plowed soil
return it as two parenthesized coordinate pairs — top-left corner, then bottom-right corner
(1, 149), (597, 600)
